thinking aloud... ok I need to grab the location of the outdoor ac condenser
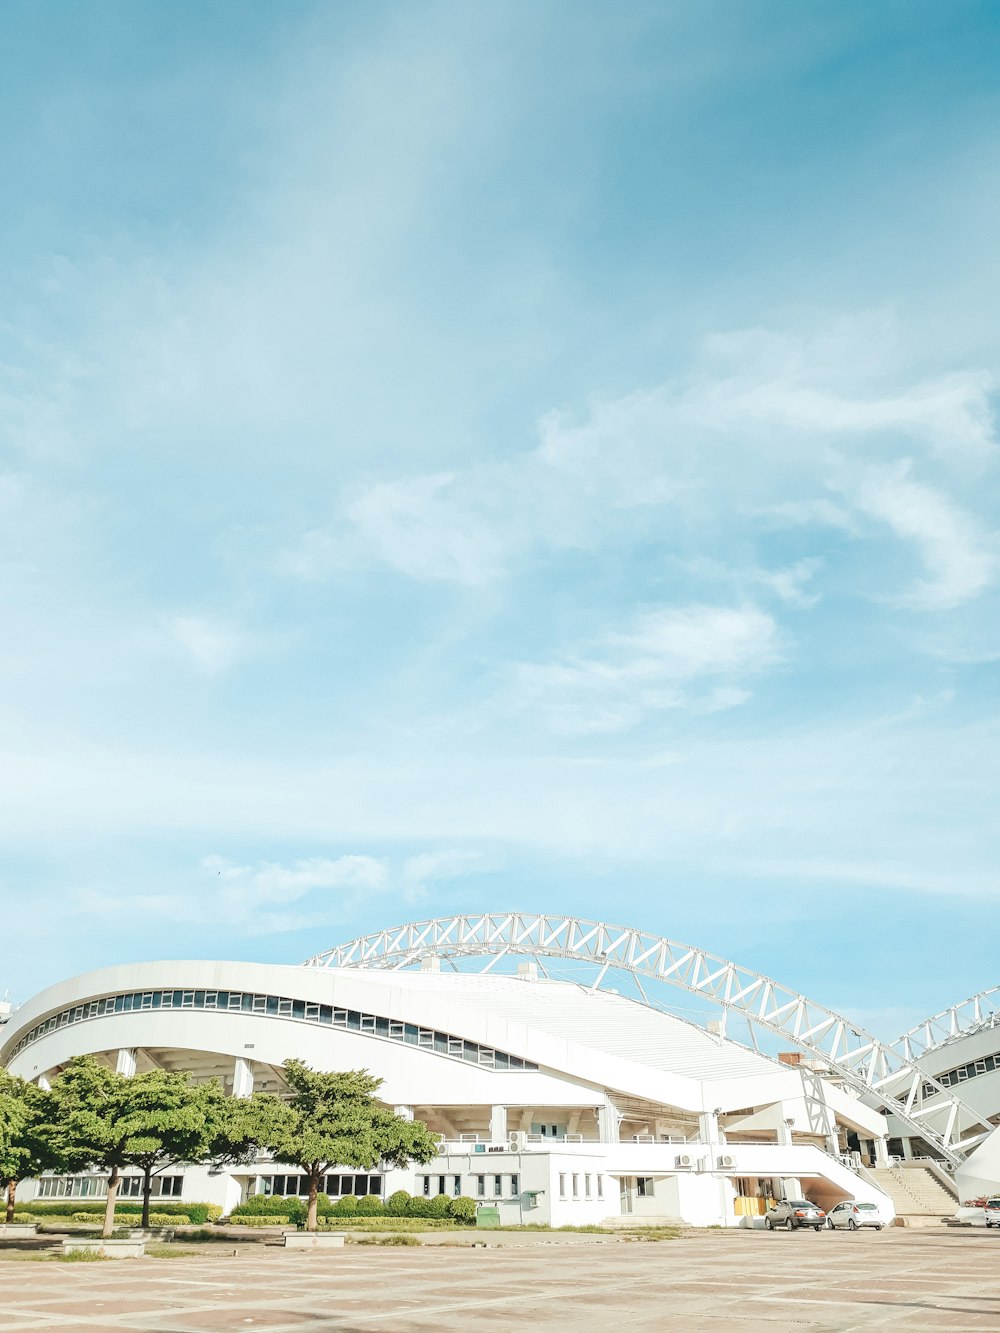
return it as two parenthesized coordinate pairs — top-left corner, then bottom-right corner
(717, 1154), (737, 1170)
(675, 1152), (695, 1169)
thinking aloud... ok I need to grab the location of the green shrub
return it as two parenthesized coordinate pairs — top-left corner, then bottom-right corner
(405, 1196), (437, 1218)
(229, 1215), (290, 1227)
(332, 1195), (359, 1217)
(11, 1212), (36, 1223)
(20, 1201), (219, 1223)
(448, 1196), (477, 1224)
(385, 1190), (411, 1216)
(355, 1195), (384, 1216)
(71, 1211), (191, 1226)
(428, 1193), (452, 1218)
(356, 1233), (420, 1245)
(231, 1195), (305, 1221)
(316, 1216), (454, 1230)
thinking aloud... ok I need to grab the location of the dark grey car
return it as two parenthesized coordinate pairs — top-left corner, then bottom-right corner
(764, 1199), (827, 1231)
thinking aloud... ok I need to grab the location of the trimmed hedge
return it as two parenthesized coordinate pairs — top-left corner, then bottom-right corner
(355, 1196), (383, 1216)
(69, 1211), (192, 1226)
(316, 1216), (456, 1230)
(20, 1202), (220, 1223)
(385, 1191), (411, 1217)
(229, 1215), (290, 1227)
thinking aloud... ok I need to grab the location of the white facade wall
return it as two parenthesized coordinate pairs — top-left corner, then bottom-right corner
(2, 958), (897, 1228)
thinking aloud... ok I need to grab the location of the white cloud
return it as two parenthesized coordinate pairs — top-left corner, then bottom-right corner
(71, 850), (492, 936)
(852, 461), (997, 610)
(281, 320), (998, 599)
(164, 615), (250, 675)
(512, 604), (782, 734)
(400, 848), (488, 903)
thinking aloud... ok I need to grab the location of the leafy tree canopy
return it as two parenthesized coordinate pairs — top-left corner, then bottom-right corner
(0, 1072), (62, 1221)
(266, 1062), (438, 1173)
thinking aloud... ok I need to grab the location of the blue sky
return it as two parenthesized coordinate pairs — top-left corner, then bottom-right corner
(2, 1), (999, 1036)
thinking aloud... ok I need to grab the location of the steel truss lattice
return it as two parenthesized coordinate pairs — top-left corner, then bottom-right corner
(892, 986), (1000, 1062)
(304, 912), (994, 1165)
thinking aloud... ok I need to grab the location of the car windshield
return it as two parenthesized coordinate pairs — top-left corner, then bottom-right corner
(988, 1200), (1000, 1208)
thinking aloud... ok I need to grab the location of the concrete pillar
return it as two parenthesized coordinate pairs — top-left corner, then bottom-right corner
(900, 1137), (913, 1161)
(699, 1111), (722, 1145)
(873, 1136), (890, 1167)
(490, 1106), (507, 1145)
(116, 1048), (137, 1077)
(232, 1057), (254, 1099)
(825, 1133), (840, 1158)
(598, 1098), (621, 1143)
(777, 1119), (794, 1147)
(394, 1105), (415, 1121)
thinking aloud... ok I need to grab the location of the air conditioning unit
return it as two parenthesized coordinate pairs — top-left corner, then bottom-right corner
(675, 1153), (695, 1169)
(717, 1154), (737, 1170)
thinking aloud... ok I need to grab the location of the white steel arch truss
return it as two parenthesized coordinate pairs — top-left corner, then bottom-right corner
(893, 985), (1000, 1062)
(304, 912), (993, 1165)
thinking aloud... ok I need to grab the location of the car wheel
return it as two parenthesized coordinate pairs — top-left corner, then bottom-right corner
(813, 1225), (822, 1232)
(785, 1217), (794, 1231)
(848, 1218), (857, 1231)
(765, 1217), (773, 1230)
(827, 1218), (835, 1229)
(875, 1225), (883, 1231)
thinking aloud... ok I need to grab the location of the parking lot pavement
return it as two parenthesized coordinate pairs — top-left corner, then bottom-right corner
(1, 1227), (999, 1332)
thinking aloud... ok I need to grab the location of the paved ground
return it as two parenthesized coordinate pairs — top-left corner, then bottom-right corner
(1, 1227), (999, 1331)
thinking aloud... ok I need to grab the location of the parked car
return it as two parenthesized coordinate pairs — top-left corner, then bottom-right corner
(764, 1199), (827, 1231)
(983, 1198), (1000, 1227)
(826, 1200), (887, 1231)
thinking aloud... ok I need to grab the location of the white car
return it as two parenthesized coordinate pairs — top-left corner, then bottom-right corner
(984, 1198), (1000, 1227)
(826, 1200), (887, 1231)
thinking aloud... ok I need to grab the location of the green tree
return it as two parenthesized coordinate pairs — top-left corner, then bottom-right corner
(111, 1072), (218, 1228)
(0, 1073), (62, 1223)
(200, 1085), (292, 1171)
(264, 1062), (438, 1231)
(42, 1057), (211, 1236)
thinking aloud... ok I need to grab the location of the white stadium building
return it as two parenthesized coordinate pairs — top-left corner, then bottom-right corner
(3, 914), (1000, 1226)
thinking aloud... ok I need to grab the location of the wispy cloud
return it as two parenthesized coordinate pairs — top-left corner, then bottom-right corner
(852, 461), (997, 610)
(73, 849), (489, 937)
(512, 604), (782, 734)
(164, 615), (252, 675)
(281, 322), (997, 606)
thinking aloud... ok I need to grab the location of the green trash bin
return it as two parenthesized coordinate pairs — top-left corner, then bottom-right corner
(476, 1205), (501, 1228)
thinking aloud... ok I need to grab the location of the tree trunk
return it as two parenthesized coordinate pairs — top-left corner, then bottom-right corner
(141, 1164), (153, 1229)
(102, 1165), (121, 1239)
(6, 1179), (16, 1223)
(306, 1168), (319, 1233)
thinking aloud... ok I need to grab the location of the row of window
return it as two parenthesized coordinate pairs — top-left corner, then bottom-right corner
(35, 1175), (184, 1199)
(558, 1172), (606, 1201)
(419, 1173), (520, 1199)
(258, 1175), (382, 1198)
(9, 988), (538, 1072)
(922, 1048), (1000, 1097)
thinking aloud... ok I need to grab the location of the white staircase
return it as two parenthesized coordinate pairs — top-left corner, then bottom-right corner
(864, 1165), (957, 1225)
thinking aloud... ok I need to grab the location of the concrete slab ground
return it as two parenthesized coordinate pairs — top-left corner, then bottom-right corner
(1, 1227), (999, 1331)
